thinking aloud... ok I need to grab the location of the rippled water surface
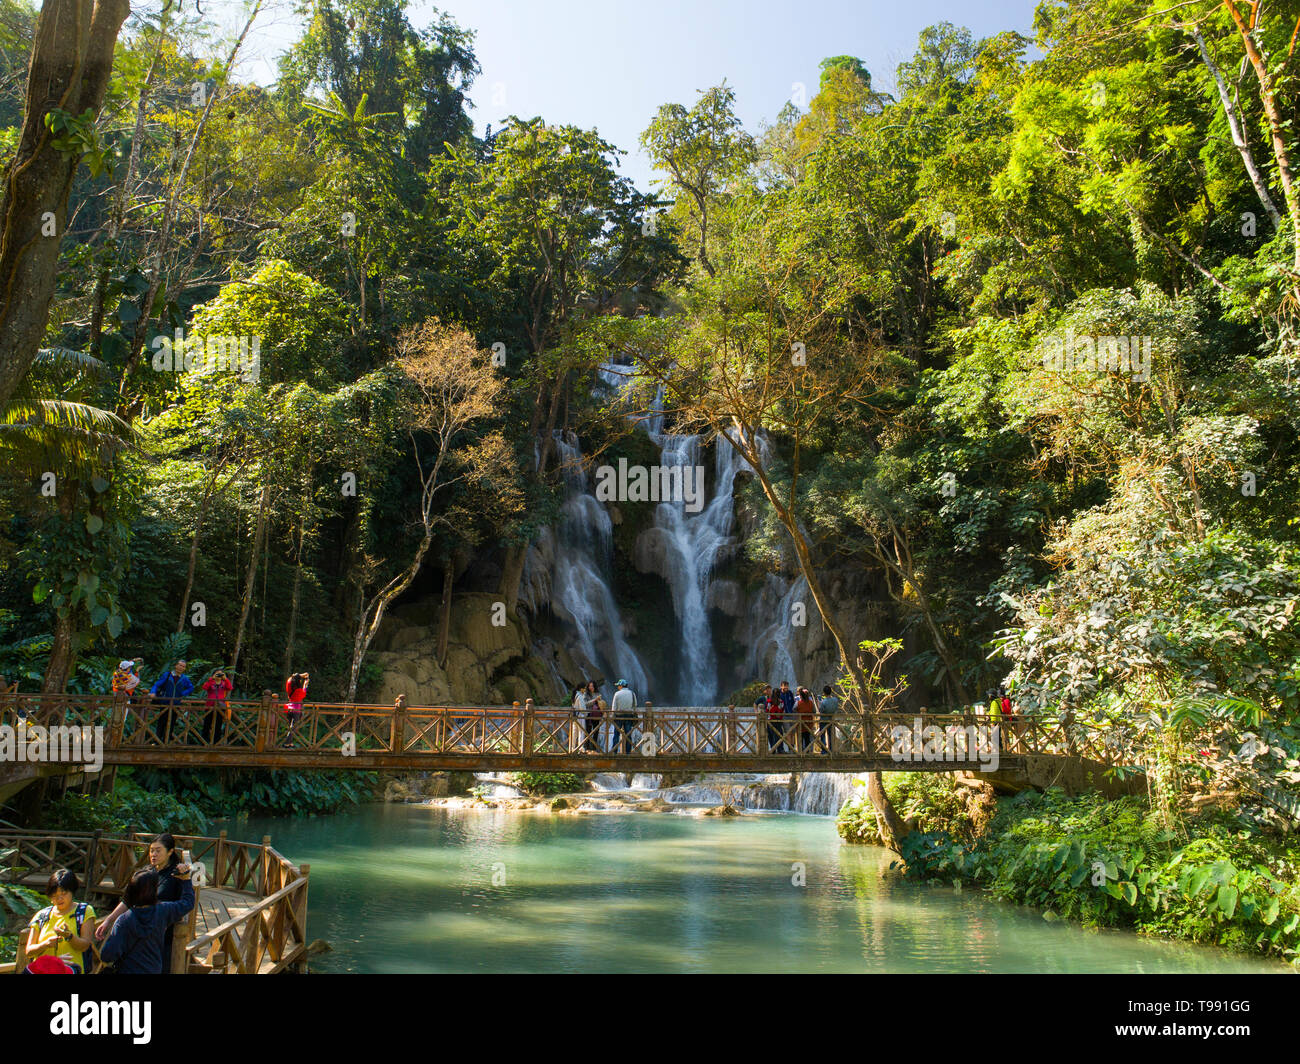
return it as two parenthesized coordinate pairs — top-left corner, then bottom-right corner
(230, 804), (1289, 973)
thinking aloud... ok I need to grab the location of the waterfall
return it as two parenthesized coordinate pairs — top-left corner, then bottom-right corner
(549, 432), (650, 694)
(647, 434), (746, 703)
(790, 773), (863, 816)
(544, 362), (813, 718)
(742, 573), (810, 688)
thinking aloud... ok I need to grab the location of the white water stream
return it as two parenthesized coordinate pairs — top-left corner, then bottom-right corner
(525, 360), (858, 814)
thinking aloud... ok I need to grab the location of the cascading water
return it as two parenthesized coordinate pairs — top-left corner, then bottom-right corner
(549, 432), (650, 694)
(647, 434), (747, 703)
(742, 573), (810, 688)
(534, 362), (856, 816)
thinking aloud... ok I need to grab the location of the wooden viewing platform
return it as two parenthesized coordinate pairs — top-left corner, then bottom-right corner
(1, 691), (1133, 779)
(0, 829), (309, 974)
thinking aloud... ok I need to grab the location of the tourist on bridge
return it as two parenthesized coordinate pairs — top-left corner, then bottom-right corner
(794, 687), (817, 753)
(757, 684), (778, 754)
(987, 689), (1004, 748)
(149, 660), (193, 744)
(818, 685), (840, 754)
(98, 859), (194, 975)
(284, 672), (309, 748)
(200, 668), (234, 745)
(610, 679), (637, 754)
(111, 659), (142, 700)
(96, 834), (188, 973)
(777, 681), (796, 753)
(571, 684), (586, 752)
(25, 869), (96, 974)
(582, 680), (604, 753)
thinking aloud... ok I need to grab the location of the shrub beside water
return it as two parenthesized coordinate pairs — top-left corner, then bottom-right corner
(837, 772), (994, 845)
(42, 779), (209, 835)
(887, 787), (1300, 966)
(513, 771), (585, 796)
(128, 766), (380, 817)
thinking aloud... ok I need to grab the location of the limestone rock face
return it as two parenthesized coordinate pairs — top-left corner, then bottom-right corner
(705, 578), (744, 618)
(632, 526), (675, 579)
(370, 591), (566, 707)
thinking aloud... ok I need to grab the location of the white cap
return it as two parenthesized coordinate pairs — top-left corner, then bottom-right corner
(118, 660), (134, 670)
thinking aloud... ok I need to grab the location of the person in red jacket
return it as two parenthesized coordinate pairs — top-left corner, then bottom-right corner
(200, 669), (233, 746)
(999, 686), (1017, 746)
(794, 687), (818, 753)
(283, 672), (309, 748)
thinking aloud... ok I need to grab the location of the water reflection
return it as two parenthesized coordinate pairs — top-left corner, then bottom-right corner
(225, 805), (1289, 974)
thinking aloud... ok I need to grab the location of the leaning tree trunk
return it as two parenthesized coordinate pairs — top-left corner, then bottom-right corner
(176, 468), (224, 632)
(41, 482), (80, 692)
(283, 515), (306, 676)
(41, 613), (76, 694)
(230, 483), (270, 679)
(732, 432), (908, 848)
(0, 0), (131, 411)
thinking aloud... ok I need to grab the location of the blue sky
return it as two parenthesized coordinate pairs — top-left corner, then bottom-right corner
(234, 0), (1041, 192)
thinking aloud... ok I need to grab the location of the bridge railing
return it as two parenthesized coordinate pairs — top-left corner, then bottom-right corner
(0, 828), (308, 974)
(0, 691), (1124, 764)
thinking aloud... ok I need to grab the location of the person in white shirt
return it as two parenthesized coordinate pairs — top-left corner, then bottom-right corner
(610, 680), (637, 754)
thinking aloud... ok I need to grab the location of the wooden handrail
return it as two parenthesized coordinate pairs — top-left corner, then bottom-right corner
(1, 693), (1136, 769)
(1, 829), (310, 975)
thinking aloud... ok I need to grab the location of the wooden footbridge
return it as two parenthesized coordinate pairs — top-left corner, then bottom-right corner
(2, 692), (1132, 782)
(0, 829), (309, 974)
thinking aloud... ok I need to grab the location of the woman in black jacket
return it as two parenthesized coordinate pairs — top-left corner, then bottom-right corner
(94, 833), (187, 972)
(99, 865), (194, 975)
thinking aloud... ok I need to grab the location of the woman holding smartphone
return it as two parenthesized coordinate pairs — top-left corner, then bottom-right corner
(284, 671), (309, 748)
(25, 869), (96, 974)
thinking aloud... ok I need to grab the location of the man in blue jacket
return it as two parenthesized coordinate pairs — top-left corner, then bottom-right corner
(777, 680), (797, 754)
(149, 660), (193, 744)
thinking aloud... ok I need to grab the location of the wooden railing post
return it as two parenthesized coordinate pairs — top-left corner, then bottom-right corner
(171, 896), (195, 974)
(757, 701), (769, 756)
(726, 704), (736, 753)
(86, 830), (102, 891)
(255, 692), (274, 753)
(108, 694), (127, 748)
(390, 695), (407, 754)
(522, 699), (534, 756)
(260, 835), (271, 896)
(215, 829), (228, 888)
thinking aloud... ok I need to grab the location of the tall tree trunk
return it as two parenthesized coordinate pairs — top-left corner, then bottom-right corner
(436, 558), (453, 667)
(283, 516), (305, 677)
(1225, 1), (1300, 274)
(885, 522), (973, 706)
(41, 481), (80, 692)
(41, 614), (76, 694)
(0, 0), (130, 411)
(346, 527), (434, 702)
(90, 25), (164, 360)
(230, 483), (271, 679)
(1190, 25), (1283, 231)
(177, 471), (221, 632)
